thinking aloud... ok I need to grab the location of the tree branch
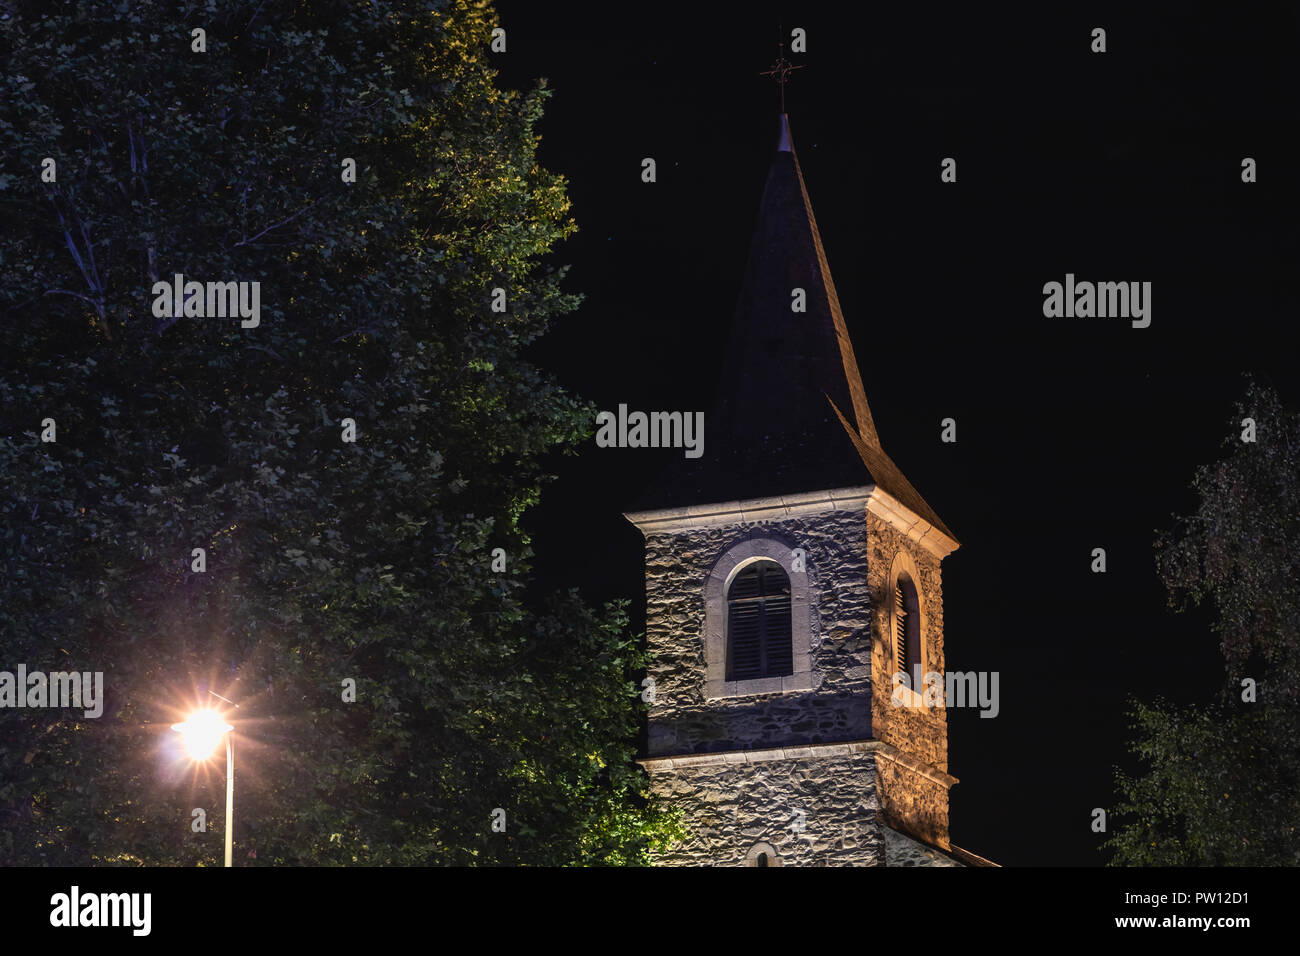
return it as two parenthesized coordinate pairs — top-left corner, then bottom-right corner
(43, 288), (103, 310)
(235, 202), (317, 247)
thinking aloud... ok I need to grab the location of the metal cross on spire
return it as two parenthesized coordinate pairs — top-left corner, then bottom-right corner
(758, 40), (804, 112)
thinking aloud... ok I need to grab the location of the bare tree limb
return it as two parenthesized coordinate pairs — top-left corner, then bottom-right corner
(235, 202), (316, 247)
(43, 288), (103, 310)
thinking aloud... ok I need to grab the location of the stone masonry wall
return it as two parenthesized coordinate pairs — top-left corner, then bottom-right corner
(883, 825), (963, 867)
(866, 510), (951, 845)
(643, 508), (872, 756)
(638, 502), (955, 862)
(875, 755), (950, 848)
(645, 749), (882, 866)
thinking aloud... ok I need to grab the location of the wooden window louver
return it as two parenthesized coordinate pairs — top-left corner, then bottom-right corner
(726, 560), (793, 681)
(895, 572), (922, 689)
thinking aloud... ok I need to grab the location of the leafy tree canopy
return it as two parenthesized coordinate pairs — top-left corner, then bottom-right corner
(1106, 380), (1300, 865)
(0, 0), (680, 865)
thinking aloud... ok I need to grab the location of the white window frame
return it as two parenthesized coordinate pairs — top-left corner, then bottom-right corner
(705, 537), (815, 699)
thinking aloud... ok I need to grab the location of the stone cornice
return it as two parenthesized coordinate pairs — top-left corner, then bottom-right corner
(624, 486), (874, 535)
(865, 487), (960, 560)
(874, 741), (960, 789)
(623, 484), (959, 561)
(639, 739), (879, 771)
(640, 740), (959, 791)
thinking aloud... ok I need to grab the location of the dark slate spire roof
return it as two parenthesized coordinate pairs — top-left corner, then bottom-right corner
(632, 115), (954, 542)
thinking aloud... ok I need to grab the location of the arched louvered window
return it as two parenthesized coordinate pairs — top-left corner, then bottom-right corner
(894, 571), (922, 689)
(726, 559), (794, 681)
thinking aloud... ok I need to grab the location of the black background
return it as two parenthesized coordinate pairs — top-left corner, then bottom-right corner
(5, 865), (1278, 939)
(2, 6), (1296, 939)
(490, 1), (1300, 866)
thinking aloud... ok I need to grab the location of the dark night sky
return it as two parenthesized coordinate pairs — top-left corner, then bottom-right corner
(492, 3), (1299, 865)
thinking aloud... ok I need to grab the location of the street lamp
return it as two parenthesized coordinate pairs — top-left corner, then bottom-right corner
(171, 708), (235, 867)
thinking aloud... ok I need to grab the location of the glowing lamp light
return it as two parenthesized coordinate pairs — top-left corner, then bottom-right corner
(168, 697), (238, 867)
(171, 710), (233, 760)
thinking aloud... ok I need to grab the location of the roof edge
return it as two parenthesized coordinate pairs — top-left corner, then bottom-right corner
(624, 485), (875, 535)
(948, 844), (1001, 868)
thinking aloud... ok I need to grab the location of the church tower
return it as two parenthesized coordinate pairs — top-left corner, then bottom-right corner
(627, 113), (985, 866)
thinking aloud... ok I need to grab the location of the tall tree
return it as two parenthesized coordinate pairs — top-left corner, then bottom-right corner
(1106, 380), (1300, 865)
(0, 0), (679, 865)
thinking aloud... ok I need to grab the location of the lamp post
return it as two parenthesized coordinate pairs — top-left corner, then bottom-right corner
(171, 709), (235, 867)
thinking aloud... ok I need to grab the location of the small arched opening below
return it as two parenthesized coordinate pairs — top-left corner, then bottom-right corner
(745, 841), (782, 867)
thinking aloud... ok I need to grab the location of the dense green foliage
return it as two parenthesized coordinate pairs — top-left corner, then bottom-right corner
(0, 0), (680, 865)
(1106, 381), (1300, 865)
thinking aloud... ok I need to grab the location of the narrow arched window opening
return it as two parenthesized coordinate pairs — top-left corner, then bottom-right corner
(727, 559), (793, 681)
(894, 571), (922, 690)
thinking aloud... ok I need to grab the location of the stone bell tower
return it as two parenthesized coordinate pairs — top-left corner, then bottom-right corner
(626, 113), (989, 867)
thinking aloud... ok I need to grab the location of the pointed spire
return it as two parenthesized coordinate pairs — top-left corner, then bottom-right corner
(781, 115), (878, 448)
(776, 113), (792, 152)
(782, 117), (954, 539)
(631, 114), (954, 544)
